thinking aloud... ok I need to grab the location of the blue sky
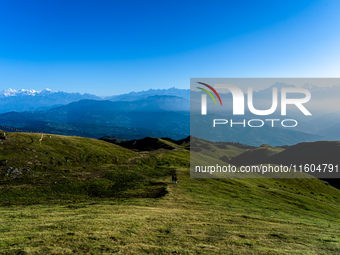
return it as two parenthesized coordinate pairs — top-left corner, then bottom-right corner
(0, 0), (340, 96)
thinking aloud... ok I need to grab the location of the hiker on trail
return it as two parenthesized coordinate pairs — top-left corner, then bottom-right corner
(175, 176), (178, 185)
(39, 133), (43, 145)
(172, 175), (175, 184)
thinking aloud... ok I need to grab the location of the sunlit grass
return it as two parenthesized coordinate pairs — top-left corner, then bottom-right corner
(0, 132), (339, 254)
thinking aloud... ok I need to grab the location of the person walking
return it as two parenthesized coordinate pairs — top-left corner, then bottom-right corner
(175, 176), (178, 185)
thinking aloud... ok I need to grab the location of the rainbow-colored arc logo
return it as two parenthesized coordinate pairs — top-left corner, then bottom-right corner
(196, 82), (222, 106)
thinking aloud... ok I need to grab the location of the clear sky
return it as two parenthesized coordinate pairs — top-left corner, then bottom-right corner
(0, 0), (340, 96)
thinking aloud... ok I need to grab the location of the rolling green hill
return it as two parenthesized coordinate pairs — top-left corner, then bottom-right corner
(190, 137), (252, 162)
(100, 136), (179, 151)
(230, 144), (285, 165)
(268, 141), (340, 166)
(0, 132), (340, 254)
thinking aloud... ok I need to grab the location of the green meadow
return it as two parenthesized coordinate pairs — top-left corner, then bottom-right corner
(0, 132), (339, 254)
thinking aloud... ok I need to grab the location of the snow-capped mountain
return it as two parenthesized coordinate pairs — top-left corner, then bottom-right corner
(0, 88), (101, 113)
(0, 87), (190, 113)
(0, 88), (54, 97)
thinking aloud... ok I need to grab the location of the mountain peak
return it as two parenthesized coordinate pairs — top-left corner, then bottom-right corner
(0, 88), (101, 113)
(0, 88), (53, 97)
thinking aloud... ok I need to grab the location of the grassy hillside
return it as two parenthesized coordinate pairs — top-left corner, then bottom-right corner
(190, 137), (252, 162)
(268, 141), (340, 165)
(100, 136), (179, 151)
(0, 131), (171, 205)
(0, 131), (137, 167)
(0, 132), (340, 254)
(230, 144), (285, 165)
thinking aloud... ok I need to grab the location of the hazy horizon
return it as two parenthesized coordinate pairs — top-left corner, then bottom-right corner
(3, 79), (340, 98)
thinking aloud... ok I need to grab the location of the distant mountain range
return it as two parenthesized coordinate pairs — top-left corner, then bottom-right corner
(0, 85), (339, 145)
(0, 88), (50, 97)
(0, 95), (190, 140)
(0, 98), (324, 146)
(105, 87), (190, 101)
(0, 87), (190, 113)
(0, 88), (101, 113)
